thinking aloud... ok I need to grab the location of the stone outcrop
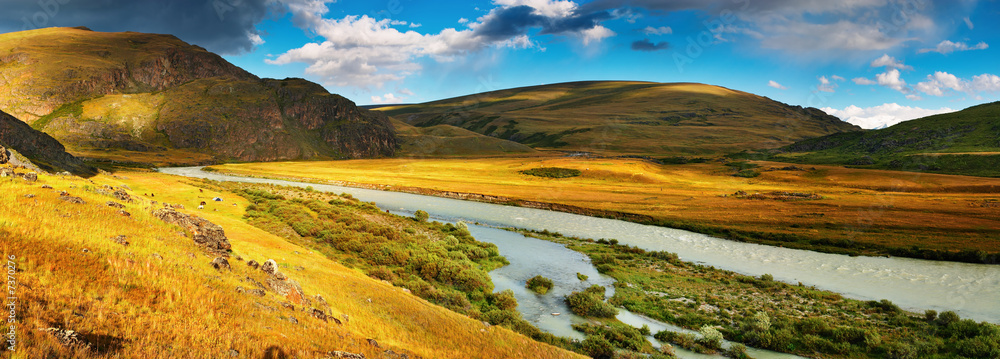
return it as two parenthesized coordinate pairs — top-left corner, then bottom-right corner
(151, 207), (232, 256)
(0, 110), (95, 177)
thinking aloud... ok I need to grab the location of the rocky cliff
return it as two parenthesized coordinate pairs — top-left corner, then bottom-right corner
(0, 27), (395, 163)
(0, 109), (96, 176)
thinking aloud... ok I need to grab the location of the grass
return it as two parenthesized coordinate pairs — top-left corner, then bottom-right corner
(377, 81), (860, 156)
(205, 156), (1000, 263)
(527, 230), (1000, 359)
(520, 167), (582, 178)
(0, 166), (583, 358)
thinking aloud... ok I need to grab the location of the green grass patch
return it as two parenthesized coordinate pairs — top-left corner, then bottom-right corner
(520, 167), (582, 178)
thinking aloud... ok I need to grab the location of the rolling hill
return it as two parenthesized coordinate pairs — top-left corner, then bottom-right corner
(771, 101), (1000, 177)
(378, 81), (861, 156)
(392, 118), (537, 157)
(0, 27), (395, 165)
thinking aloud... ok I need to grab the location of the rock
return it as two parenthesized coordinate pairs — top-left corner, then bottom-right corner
(151, 253), (163, 260)
(235, 286), (245, 294)
(286, 316), (298, 324)
(342, 314), (350, 323)
(0, 167), (12, 177)
(211, 257), (231, 271)
(247, 288), (266, 297)
(41, 184), (52, 189)
(118, 210), (131, 217)
(367, 338), (380, 348)
(267, 276), (306, 305)
(0, 146), (7, 164)
(309, 308), (328, 322)
(58, 194), (86, 204)
(333, 317), (342, 325)
(106, 201), (125, 208)
(23, 194), (35, 198)
(329, 351), (366, 359)
(281, 302), (295, 310)
(151, 207), (232, 256)
(19, 172), (37, 182)
(171, 203), (185, 209)
(260, 259), (278, 275)
(246, 260), (260, 269)
(110, 235), (129, 246)
(293, 265), (304, 271)
(229, 349), (239, 357)
(112, 189), (132, 202)
(244, 276), (266, 290)
(40, 328), (90, 349)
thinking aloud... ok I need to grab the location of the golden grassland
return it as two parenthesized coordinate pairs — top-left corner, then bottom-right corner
(207, 157), (1000, 257)
(0, 167), (583, 358)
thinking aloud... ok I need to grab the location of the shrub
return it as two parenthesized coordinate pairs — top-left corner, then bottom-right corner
(566, 285), (617, 318)
(725, 343), (752, 359)
(751, 312), (771, 332)
(520, 167), (582, 178)
(577, 272), (589, 281)
(580, 335), (615, 359)
(937, 311), (961, 326)
(924, 309), (937, 322)
(526, 275), (554, 294)
(413, 210), (429, 222)
(491, 290), (518, 311)
(734, 169), (760, 178)
(698, 326), (723, 350)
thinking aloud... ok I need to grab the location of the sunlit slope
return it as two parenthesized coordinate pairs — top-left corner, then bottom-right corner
(392, 118), (537, 157)
(0, 168), (581, 358)
(777, 101), (1000, 177)
(379, 81), (860, 155)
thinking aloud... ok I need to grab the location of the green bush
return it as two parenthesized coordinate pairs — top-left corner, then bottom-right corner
(526, 275), (555, 294)
(577, 272), (589, 281)
(580, 335), (615, 359)
(725, 343), (752, 359)
(565, 285), (618, 318)
(734, 169), (761, 178)
(520, 167), (583, 178)
(414, 210), (429, 222)
(698, 326), (723, 351)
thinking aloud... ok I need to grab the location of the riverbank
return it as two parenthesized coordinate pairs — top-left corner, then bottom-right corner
(202, 157), (1000, 264)
(519, 229), (1000, 358)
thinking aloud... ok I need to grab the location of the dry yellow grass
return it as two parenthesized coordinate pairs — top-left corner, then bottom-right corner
(209, 157), (1000, 256)
(0, 167), (582, 358)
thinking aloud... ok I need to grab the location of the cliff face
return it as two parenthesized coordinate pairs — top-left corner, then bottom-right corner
(0, 110), (95, 176)
(0, 27), (395, 163)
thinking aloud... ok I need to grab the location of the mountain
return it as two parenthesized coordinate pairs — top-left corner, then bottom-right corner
(774, 101), (1000, 177)
(378, 81), (861, 156)
(392, 118), (537, 157)
(0, 109), (96, 176)
(0, 27), (395, 164)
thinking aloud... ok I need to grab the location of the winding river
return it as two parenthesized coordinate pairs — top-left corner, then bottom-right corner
(160, 167), (999, 345)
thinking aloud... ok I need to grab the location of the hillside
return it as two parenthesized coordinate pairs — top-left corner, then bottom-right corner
(0, 27), (395, 164)
(1, 167), (582, 358)
(772, 101), (1000, 177)
(0, 109), (95, 176)
(392, 119), (537, 157)
(378, 81), (860, 156)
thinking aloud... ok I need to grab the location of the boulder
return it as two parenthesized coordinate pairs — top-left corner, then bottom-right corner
(246, 260), (260, 270)
(260, 259), (278, 275)
(151, 207), (232, 256)
(106, 201), (125, 209)
(0, 146), (7, 164)
(110, 235), (129, 246)
(40, 328), (90, 349)
(247, 288), (266, 297)
(309, 308), (328, 322)
(329, 351), (365, 359)
(19, 172), (37, 182)
(211, 257), (231, 271)
(58, 194), (85, 204)
(0, 167), (11, 177)
(112, 189), (132, 202)
(267, 276), (306, 305)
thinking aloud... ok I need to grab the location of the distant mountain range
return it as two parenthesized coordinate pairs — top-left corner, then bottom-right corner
(377, 81), (862, 156)
(0, 27), (396, 165)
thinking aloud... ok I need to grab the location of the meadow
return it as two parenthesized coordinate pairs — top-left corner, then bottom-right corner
(0, 166), (582, 358)
(206, 156), (1000, 263)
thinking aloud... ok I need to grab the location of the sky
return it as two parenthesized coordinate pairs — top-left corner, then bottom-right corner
(1, 0), (998, 129)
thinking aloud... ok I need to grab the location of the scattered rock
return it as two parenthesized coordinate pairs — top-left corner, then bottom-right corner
(254, 302), (276, 312)
(23, 194), (35, 198)
(268, 276), (306, 305)
(260, 259), (278, 275)
(41, 184), (52, 189)
(211, 257), (231, 271)
(111, 189), (132, 202)
(332, 317), (342, 325)
(118, 210), (131, 217)
(110, 235), (129, 246)
(235, 286), (246, 294)
(0, 168), (11, 177)
(309, 308), (328, 322)
(329, 351), (365, 359)
(342, 314), (350, 323)
(151, 207), (232, 256)
(151, 253), (163, 260)
(281, 302), (295, 311)
(247, 288), (265, 297)
(0, 146), (7, 164)
(40, 328), (90, 349)
(246, 260), (260, 269)
(58, 194), (86, 204)
(244, 276), (266, 290)
(286, 316), (298, 324)
(171, 203), (184, 209)
(106, 201), (125, 209)
(82, 248), (90, 253)
(19, 172), (37, 182)
(228, 349), (239, 357)
(367, 339), (380, 348)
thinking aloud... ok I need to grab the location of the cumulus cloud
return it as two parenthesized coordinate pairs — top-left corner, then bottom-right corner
(0, 0), (279, 54)
(768, 80), (787, 90)
(915, 72), (1000, 97)
(875, 69), (909, 93)
(918, 40), (989, 54)
(817, 76), (840, 93)
(870, 54), (913, 71)
(631, 39), (669, 51)
(642, 26), (672, 35)
(268, 0), (619, 89)
(821, 103), (956, 129)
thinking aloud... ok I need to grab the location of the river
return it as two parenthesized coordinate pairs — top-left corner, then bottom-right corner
(159, 167), (999, 353)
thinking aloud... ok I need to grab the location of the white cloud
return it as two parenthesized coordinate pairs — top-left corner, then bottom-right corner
(643, 26), (672, 35)
(821, 103), (956, 129)
(409, 23), (422, 28)
(371, 93), (406, 104)
(817, 76), (841, 92)
(853, 77), (877, 85)
(964, 17), (974, 30)
(580, 25), (615, 46)
(831, 75), (845, 81)
(249, 33), (265, 46)
(875, 69), (908, 93)
(492, 0), (577, 18)
(918, 40), (989, 54)
(399, 88), (415, 96)
(756, 20), (907, 52)
(870, 54), (913, 71)
(458, 18), (469, 24)
(916, 72), (1000, 97)
(768, 80), (787, 90)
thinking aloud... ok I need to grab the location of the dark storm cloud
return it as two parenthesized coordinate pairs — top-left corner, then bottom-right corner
(473, 5), (615, 42)
(631, 38), (668, 51)
(0, 0), (277, 54)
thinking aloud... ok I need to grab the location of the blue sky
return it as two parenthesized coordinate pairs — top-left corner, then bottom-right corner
(2, 0), (997, 128)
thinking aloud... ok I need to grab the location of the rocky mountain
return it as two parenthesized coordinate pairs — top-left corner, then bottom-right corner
(0, 109), (96, 176)
(379, 81), (861, 156)
(0, 27), (395, 164)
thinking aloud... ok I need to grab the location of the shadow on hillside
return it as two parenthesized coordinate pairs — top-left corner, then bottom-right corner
(77, 332), (126, 355)
(261, 346), (288, 359)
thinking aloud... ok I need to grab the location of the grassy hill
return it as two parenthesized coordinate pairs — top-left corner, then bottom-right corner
(392, 119), (538, 157)
(378, 81), (860, 156)
(0, 109), (96, 176)
(0, 27), (395, 165)
(768, 101), (1000, 177)
(1, 166), (582, 358)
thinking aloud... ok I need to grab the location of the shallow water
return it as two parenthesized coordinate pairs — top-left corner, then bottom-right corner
(161, 166), (1000, 325)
